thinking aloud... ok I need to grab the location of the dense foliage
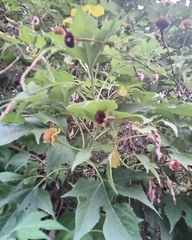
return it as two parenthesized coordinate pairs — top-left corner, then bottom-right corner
(1, 0), (192, 239)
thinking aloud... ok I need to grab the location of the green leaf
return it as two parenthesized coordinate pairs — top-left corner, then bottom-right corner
(113, 167), (159, 215)
(12, 211), (68, 240)
(145, 208), (173, 240)
(63, 178), (142, 240)
(107, 154), (118, 194)
(113, 167), (153, 183)
(67, 100), (117, 121)
(30, 128), (45, 144)
(35, 188), (55, 218)
(1, 114), (25, 124)
(46, 136), (76, 173)
(169, 152), (192, 169)
(5, 153), (30, 169)
(0, 172), (23, 182)
(49, 83), (81, 105)
(57, 211), (105, 240)
(134, 154), (150, 173)
(117, 183), (159, 215)
(0, 186), (56, 237)
(113, 111), (155, 124)
(63, 178), (114, 240)
(34, 112), (67, 133)
(157, 120), (178, 137)
(149, 165), (160, 184)
(0, 123), (35, 146)
(103, 203), (142, 240)
(72, 148), (92, 171)
(0, 32), (19, 44)
(19, 26), (36, 45)
(164, 196), (192, 232)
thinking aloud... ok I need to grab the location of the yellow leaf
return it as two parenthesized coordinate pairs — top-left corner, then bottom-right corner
(63, 18), (73, 26)
(110, 151), (120, 169)
(91, 5), (105, 17)
(118, 86), (127, 97)
(71, 8), (77, 17)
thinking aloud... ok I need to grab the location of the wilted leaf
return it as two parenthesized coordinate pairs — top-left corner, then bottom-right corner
(108, 151), (120, 169)
(147, 132), (162, 160)
(147, 180), (156, 205)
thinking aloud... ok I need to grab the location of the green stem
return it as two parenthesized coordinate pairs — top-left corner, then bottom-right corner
(94, 128), (111, 141)
(73, 117), (85, 149)
(56, 138), (80, 151)
(34, 167), (68, 189)
(178, 29), (189, 82)
(85, 160), (103, 182)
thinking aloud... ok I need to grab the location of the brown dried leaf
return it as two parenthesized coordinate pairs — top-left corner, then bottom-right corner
(147, 180), (156, 204)
(166, 160), (182, 171)
(166, 175), (176, 204)
(147, 131), (162, 160)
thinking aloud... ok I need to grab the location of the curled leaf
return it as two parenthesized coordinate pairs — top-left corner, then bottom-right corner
(166, 160), (182, 171)
(147, 180), (156, 204)
(109, 151), (120, 169)
(166, 175), (176, 204)
(147, 131), (162, 161)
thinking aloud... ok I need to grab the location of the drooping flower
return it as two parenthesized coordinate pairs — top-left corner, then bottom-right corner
(91, 5), (105, 17)
(95, 111), (107, 127)
(156, 17), (170, 30)
(43, 128), (60, 146)
(94, 111), (120, 128)
(118, 86), (127, 97)
(128, 2), (136, 9)
(179, 19), (192, 30)
(63, 18), (73, 26)
(71, 8), (77, 17)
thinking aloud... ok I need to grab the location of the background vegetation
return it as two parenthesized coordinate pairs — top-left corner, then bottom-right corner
(1, 0), (192, 239)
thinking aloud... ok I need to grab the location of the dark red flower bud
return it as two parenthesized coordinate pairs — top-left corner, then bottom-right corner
(64, 31), (75, 48)
(156, 17), (170, 30)
(95, 111), (106, 124)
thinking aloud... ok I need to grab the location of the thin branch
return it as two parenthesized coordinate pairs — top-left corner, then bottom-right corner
(0, 100), (16, 122)
(160, 29), (179, 85)
(0, 54), (22, 75)
(20, 50), (47, 91)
